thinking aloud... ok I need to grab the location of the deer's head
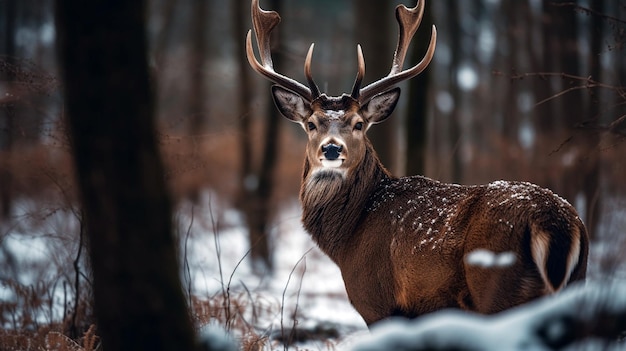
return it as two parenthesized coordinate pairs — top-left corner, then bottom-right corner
(246, 0), (436, 178)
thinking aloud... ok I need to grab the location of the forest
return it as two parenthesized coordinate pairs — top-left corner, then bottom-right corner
(1, 0), (625, 350)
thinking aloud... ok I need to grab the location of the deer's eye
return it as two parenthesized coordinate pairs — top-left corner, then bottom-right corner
(354, 122), (364, 131)
(307, 122), (317, 131)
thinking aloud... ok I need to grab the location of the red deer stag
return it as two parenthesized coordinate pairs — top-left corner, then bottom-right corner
(246, 0), (589, 326)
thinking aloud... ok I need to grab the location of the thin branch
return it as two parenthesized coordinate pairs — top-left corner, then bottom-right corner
(548, 136), (573, 156)
(534, 85), (593, 107)
(281, 248), (313, 351)
(507, 72), (617, 90)
(70, 210), (84, 339)
(498, 71), (626, 109)
(183, 204), (194, 310)
(288, 257), (307, 347)
(225, 247), (253, 330)
(550, 2), (626, 26)
(207, 195), (230, 330)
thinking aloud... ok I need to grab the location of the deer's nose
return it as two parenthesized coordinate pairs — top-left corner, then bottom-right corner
(322, 143), (343, 160)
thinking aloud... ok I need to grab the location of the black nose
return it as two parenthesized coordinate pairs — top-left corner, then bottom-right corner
(322, 143), (343, 160)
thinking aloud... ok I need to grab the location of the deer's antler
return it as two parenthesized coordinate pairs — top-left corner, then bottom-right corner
(354, 1), (437, 104)
(246, 0), (320, 102)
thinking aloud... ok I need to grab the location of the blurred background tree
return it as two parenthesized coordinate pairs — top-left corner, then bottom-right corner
(55, 0), (197, 349)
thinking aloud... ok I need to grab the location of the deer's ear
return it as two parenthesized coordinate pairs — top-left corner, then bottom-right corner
(271, 85), (312, 123)
(361, 87), (401, 124)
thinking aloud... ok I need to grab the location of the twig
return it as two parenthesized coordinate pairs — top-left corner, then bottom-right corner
(534, 85), (592, 107)
(548, 136), (573, 156)
(183, 204), (194, 309)
(499, 71), (626, 114)
(550, 2), (626, 26)
(225, 246), (253, 330)
(288, 256), (307, 347)
(70, 209), (84, 339)
(207, 194), (231, 330)
(239, 281), (259, 328)
(281, 248), (313, 350)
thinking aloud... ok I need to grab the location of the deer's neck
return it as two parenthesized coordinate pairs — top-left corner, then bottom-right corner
(300, 147), (391, 261)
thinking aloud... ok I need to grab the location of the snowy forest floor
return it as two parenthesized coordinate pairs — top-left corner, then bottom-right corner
(178, 193), (369, 350)
(1, 190), (626, 350)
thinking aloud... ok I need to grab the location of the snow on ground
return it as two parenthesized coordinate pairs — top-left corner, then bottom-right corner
(177, 192), (368, 348)
(0, 193), (368, 348)
(0, 198), (81, 325)
(2, 192), (626, 349)
(351, 279), (626, 351)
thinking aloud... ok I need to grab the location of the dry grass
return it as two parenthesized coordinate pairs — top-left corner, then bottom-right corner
(0, 324), (98, 351)
(192, 292), (275, 350)
(44, 325), (99, 351)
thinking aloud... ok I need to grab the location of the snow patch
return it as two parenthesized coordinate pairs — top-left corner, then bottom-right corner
(465, 249), (516, 268)
(351, 280), (626, 351)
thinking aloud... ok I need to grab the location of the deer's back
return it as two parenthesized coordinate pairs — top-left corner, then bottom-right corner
(340, 176), (588, 324)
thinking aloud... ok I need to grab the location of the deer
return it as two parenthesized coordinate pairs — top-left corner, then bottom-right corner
(246, 0), (589, 326)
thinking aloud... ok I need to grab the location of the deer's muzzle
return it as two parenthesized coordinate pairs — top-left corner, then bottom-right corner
(322, 143), (343, 160)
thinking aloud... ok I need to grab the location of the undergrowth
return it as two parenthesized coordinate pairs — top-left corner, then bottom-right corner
(0, 189), (342, 351)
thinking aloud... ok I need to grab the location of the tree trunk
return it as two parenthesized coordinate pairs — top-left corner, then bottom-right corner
(404, 1), (433, 177)
(0, 0), (16, 219)
(539, 0), (599, 237)
(152, 0), (179, 67)
(55, 1), (197, 350)
(234, 0), (254, 196)
(234, 0), (275, 274)
(447, 0), (462, 183)
(187, 0), (208, 134)
(355, 0), (396, 172)
(581, 0), (603, 238)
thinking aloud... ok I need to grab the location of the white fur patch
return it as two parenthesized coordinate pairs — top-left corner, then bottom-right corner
(321, 159), (343, 168)
(531, 229), (554, 293)
(561, 228), (581, 291)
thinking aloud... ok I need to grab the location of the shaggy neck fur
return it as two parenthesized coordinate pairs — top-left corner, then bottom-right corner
(300, 143), (391, 262)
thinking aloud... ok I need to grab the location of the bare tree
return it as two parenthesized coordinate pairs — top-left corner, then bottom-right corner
(233, 0), (282, 274)
(55, 1), (197, 350)
(445, 0), (462, 182)
(580, 0), (604, 237)
(404, 0), (434, 176)
(187, 0), (209, 134)
(534, 1), (602, 238)
(354, 0), (396, 172)
(0, 0), (16, 219)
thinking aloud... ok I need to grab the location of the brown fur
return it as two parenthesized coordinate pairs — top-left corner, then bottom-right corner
(300, 139), (588, 325)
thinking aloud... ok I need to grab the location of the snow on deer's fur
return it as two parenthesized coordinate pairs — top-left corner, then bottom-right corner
(246, 0), (589, 326)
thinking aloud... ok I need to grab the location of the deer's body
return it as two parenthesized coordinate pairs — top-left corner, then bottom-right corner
(246, 0), (588, 326)
(301, 153), (586, 324)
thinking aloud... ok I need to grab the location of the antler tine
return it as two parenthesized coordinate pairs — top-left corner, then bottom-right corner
(358, 1), (437, 104)
(251, 0), (280, 69)
(350, 44), (365, 99)
(246, 0), (315, 101)
(390, 2), (425, 75)
(304, 44), (321, 99)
